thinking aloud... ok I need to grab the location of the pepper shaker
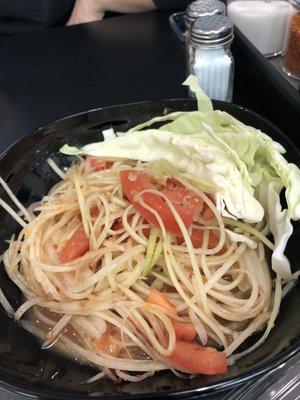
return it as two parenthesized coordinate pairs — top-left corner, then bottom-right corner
(187, 15), (235, 102)
(282, 0), (300, 79)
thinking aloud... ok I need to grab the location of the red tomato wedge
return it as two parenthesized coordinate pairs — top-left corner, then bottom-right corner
(76, 207), (100, 222)
(90, 206), (100, 220)
(111, 218), (124, 231)
(111, 216), (150, 238)
(177, 229), (219, 249)
(142, 227), (151, 239)
(59, 226), (89, 263)
(120, 170), (196, 236)
(202, 204), (215, 221)
(94, 332), (122, 357)
(147, 289), (177, 317)
(173, 323), (197, 342)
(169, 342), (227, 375)
(163, 178), (204, 216)
(86, 156), (107, 171)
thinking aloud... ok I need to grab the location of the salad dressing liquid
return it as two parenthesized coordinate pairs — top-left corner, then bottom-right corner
(26, 307), (87, 366)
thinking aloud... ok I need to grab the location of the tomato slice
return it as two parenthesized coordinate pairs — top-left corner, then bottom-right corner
(59, 226), (89, 263)
(169, 342), (227, 375)
(173, 322), (197, 342)
(177, 229), (219, 249)
(161, 187), (188, 205)
(120, 170), (194, 235)
(142, 226), (151, 239)
(86, 156), (107, 171)
(120, 170), (155, 221)
(111, 218), (124, 231)
(201, 204), (215, 220)
(147, 289), (177, 317)
(183, 195), (204, 215)
(90, 206), (100, 220)
(120, 170), (215, 240)
(94, 331), (122, 357)
(164, 178), (204, 216)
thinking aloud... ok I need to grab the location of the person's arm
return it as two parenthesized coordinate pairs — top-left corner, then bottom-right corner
(99, 0), (157, 13)
(67, 0), (156, 26)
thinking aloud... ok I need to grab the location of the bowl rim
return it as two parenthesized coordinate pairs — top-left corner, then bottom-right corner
(1, 98), (300, 162)
(0, 344), (299, 399)
(0, 98), (299, 399)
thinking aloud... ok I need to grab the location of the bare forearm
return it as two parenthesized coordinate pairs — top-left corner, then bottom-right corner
(67, 0), (157, 25)
(95, 0), (156, 14)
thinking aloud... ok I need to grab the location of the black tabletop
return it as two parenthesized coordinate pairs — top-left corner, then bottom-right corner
(0, 11), (188, 152)
(0, 11), (299, 153)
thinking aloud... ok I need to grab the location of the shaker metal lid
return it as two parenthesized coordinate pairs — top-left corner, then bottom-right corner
(190, 15), (234, 46)
(186, 0), (226, 28)
(289, 0), (300, 9)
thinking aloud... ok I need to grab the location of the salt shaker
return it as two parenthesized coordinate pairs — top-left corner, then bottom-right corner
(186, 1), (227, 74)
(186, 0), (226, 31)
(282, 0), (300, 79)
(187, 15), (234, 102)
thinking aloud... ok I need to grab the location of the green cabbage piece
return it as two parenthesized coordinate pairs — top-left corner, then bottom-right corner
(183, 75), (213, 112)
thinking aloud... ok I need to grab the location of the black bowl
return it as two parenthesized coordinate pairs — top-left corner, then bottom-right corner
(0, 99), (299, 400)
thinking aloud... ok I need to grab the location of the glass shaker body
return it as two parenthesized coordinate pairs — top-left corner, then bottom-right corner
(227, 0), (291, 57)
(282, 0), (300, 79)
(185, 0), (226, 70)
(187, 16), (235, 102)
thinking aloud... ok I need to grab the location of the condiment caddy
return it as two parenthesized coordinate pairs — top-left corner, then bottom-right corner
(282, 0), (300, 79)
(227, 0), (291, 57)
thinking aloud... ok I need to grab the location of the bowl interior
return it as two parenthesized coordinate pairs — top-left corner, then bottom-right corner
(0, 99), (299, 400)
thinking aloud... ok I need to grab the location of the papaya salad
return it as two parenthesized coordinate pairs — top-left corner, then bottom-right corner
(0, 76), (299, 383)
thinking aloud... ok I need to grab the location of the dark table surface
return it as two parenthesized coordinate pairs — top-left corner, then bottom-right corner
(0, 10), (299, 400)
(0, 11), (189, 153)
(1, 11), (298, 154)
